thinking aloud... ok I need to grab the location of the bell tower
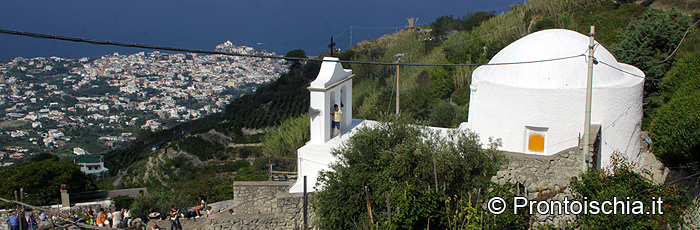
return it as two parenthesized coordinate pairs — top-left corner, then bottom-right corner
(307, 57), (353, 143)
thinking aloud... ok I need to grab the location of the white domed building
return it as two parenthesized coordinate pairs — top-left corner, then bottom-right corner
(466, 29), (644, 168)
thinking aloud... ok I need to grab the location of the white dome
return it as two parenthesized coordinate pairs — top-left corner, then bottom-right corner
(472, 29), (643, 89)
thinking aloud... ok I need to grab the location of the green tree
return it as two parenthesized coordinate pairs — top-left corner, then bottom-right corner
(428, 101), (467, 128)
(285, 49), (307, 67)
(649, 90), (700, 169)
(389, 186), (448, 230)
(313, 115), (506, 229)
(428, 65), (454, 100)
(570, 153), (689, 229)
(130, 191), (193, 217)
(614, 9), (692, 126)
(30, 153), (59, 162)
(658, 52), (700, 102)
(615, 9), (691, 80)
(430, 15), (459, 37)
(0, 160), (97, 206)
(285, 49), (307, 59)
(458, 11), (496, 32)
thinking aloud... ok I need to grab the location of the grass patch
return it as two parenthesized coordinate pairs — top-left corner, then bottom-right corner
(0, 120), (30, 130)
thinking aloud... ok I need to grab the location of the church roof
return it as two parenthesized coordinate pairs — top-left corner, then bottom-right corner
(472, 29), (643, 89)
(308, 57), (352, 90)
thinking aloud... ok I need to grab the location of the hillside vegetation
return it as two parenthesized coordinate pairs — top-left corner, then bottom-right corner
(315, 1), (700, 228)
(93, 0), (700, 224)
(100, 59), (319, 214)
(348, 0), (699, 128)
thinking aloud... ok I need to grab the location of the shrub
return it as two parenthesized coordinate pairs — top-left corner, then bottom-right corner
(313, 115), (507, 229)
(130, 191), (194, 217)
(658, 52), (700, 102)
(429, 101), (468, 128)
(221, 159), (250, 172)
(451, 87), (470, 106)
(112, 195), (135, 210)
(179, 136), (225, 160)
(570, 153), (689, 229)
(261, 114), (310, 158)
(649, 90), (700, 169)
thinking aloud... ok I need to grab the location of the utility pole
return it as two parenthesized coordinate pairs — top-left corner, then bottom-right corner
(303, 176), (307, 230)
(582, 26), (595, 172)
(394, 54), (405, 116)
(349, 26), (353, 48)
(20, 188), (25, 230)
(432, 153), (438, 193)
(328, 36), (336, 57)
(14, 190), (19, 212)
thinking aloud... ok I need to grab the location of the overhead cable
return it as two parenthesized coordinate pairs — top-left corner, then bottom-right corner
(656, 18), (700, 64)
(597, 59), (653, 80)
(0, 28), (672, 81)
(0, 28), (582, 67)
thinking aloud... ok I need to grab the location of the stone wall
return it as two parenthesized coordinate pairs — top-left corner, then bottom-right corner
(491, 147), (586, 227)
(206, 181), (314, 230)
(231, 181), (293, 214)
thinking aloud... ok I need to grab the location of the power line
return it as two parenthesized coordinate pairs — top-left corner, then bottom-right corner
(597, 59), (658, 81)
(0, 28), (672, 83)
(634, 171), (700, 196)
(655, 18), (700, 64)
(0, 28), (584, 67)
(299, 157), (329, 166)
(350, 26), (401, 30)
(0, 29), (305, 61)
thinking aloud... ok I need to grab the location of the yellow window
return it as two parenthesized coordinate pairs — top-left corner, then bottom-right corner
(528, 133), (545, 152)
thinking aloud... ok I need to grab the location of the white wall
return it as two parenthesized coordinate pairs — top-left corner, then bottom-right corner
(467, 79), (642, 167)
(80, 163), (108, 174)
(308, 58), (353, 144)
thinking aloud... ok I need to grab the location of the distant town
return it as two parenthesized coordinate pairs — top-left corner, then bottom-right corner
(0, 41), (288, 165)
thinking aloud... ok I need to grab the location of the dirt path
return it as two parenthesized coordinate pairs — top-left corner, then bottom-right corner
(112, 168), (129, 186)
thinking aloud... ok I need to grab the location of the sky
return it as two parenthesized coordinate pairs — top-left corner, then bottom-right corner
(0, 0), (522, 59)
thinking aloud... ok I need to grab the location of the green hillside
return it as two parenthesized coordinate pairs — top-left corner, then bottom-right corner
(96, 0), (700, 220)
(349, 0), (699, 128)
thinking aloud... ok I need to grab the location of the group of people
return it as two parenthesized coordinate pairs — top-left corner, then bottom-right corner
(4, 210), (54, 230)
(85, 207), (132, 228)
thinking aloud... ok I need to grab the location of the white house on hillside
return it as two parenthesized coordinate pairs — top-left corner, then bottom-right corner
(73, 154), (109, 175)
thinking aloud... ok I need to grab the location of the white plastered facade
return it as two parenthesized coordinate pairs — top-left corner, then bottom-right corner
(466, 29), (644, 167)
(290, 57), (354, 193)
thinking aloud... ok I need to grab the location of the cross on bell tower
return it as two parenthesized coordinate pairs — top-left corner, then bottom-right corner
(328, 36), (336, 57)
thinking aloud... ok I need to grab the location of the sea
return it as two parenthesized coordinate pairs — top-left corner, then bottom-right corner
(0, 0), (521, 59)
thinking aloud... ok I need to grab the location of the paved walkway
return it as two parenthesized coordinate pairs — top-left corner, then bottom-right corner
(639, 150), (669, 184)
